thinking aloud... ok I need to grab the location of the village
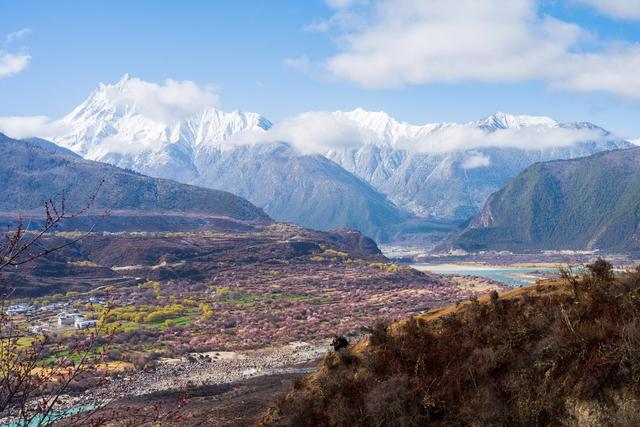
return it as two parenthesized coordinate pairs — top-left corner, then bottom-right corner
(5, 295), (107, 335)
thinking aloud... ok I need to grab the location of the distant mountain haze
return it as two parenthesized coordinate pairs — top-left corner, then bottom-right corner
(326, 109), (631, 220)
(5, 76), (631, 241)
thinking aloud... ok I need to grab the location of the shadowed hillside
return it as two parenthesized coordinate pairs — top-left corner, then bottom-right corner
(0, 133), (269, 222)
(262, 260), (640, 426)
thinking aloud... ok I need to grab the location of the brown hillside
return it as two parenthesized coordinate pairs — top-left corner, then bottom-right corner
(261, 261), (640, 426)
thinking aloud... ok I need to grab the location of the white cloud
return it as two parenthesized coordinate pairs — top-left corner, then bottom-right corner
(0, 51), (30, 78)
(0, 116), (68, 139)
(284, 55), (311, 72)
(552, 44), (640, 97)
(398, 124), (609, 154)
(234, 110), (610, 155)
(318, 0), (640, 98)
(0, 29), (32, 78)
(304, 10), (366, 33)
(230, 111), (366, 154)
(103, 75), (220, 122)
(304, 21), (331, 33)
(272, 112), (367, 153)
(5, 28), (32, 44)
(574, 0), (640, 20)
(462, 153), (491, 169)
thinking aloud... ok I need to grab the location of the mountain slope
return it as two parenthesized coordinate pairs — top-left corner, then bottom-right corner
(261, 268), (640, 426)
(191, 142), (408, 241)
(49, 76), (405, 240)
(327, 110), (631, 220)
(32, 76), (629, 237)
(446, 147), (640, 252)
(0, 132), (269, 223)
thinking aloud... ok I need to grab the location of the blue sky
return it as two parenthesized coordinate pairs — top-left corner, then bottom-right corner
(2, 0), (640, 137)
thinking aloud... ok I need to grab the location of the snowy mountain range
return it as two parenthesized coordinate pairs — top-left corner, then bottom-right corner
(24, 75), (632, 241)
(54, 75), (272, 183)
(326, 110), (630, 219)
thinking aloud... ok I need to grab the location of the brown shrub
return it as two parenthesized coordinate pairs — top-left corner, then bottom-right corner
(261, 267), (640, 427)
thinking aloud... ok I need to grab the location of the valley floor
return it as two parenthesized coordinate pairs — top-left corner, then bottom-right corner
(53, 338), (335, 426)
(3, 226), (516, 426)
(63, 372), (310, 426)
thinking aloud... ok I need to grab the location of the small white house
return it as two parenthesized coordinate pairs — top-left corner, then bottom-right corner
(75, 319), (97, 329)
(89, 296), (105, 304)
(41, 303), (64, 312)
(57, 313), (83, 326)
(28, 325), (44, 334)
(5, 304), (34, 315)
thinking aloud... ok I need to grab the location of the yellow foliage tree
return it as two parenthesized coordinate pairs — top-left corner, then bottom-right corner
(199, 303), (214, 320)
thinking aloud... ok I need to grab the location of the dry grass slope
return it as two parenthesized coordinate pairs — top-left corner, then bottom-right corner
(261, 261), (640, 426)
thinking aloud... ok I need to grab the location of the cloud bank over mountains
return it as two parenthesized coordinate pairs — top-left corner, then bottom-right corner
(0, 76), (619, 155)
(258, 111), (610, 155)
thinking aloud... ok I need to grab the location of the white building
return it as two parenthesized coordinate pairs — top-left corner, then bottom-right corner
(57, 313), (83, 326)
(40, 303), (64, 312)
(89, 296), (105, 304)
(5, 304), (34, 315)
(75, 319), (97, 329)
(28, 325), (44, 334)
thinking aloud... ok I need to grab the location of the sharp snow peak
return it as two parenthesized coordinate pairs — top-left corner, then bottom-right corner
(474, 112), (559, 130)
(54, 75), (272, 157)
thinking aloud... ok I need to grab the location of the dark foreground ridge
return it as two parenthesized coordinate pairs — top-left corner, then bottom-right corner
(262, 261), (640, 426)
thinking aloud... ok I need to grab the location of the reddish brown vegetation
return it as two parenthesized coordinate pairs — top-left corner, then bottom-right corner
(262, 260), (640, 426)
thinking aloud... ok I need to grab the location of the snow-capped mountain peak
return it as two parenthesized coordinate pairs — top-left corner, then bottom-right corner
(53, 75), (271, 157)
(472, 112), (559, 130)
(36, 81), (631, 232)
(338, 109), (563, 136)
(327, 109), (577, 150)
(332, 108), (443, 147)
